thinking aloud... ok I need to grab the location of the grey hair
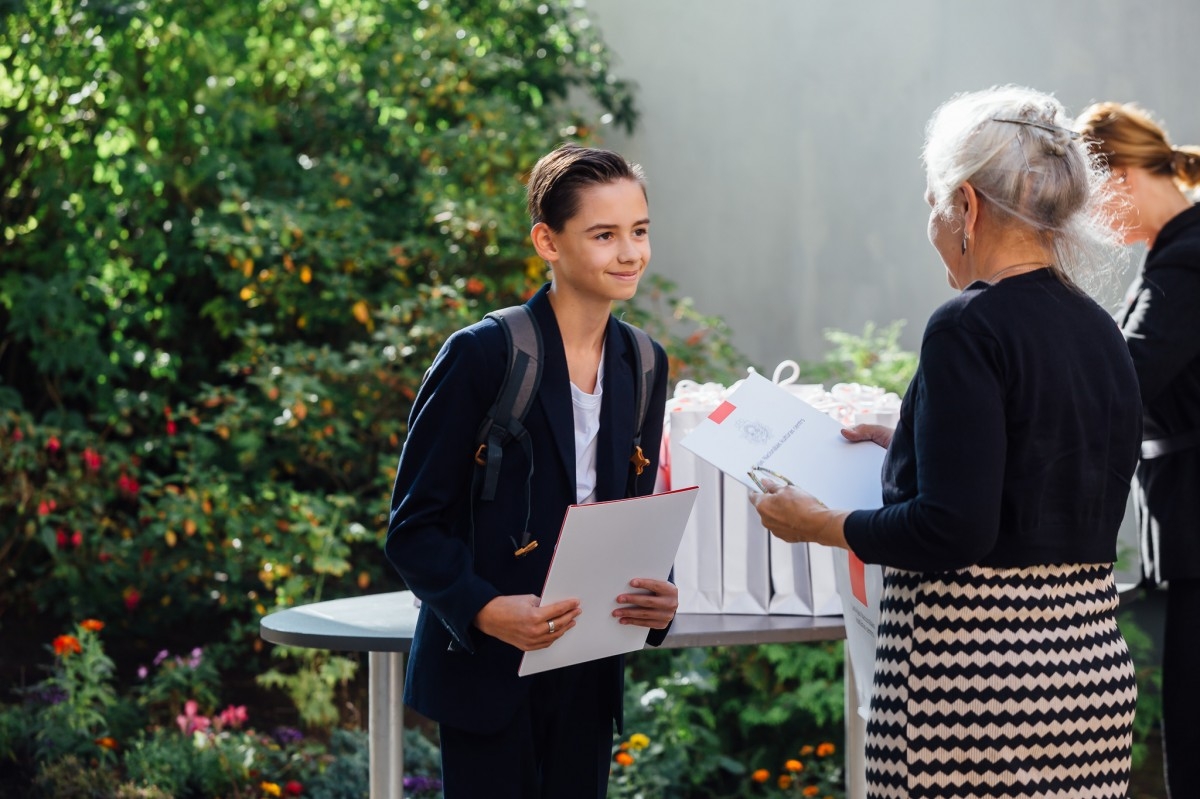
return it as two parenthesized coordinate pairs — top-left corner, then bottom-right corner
(923, 85), (1123, 294)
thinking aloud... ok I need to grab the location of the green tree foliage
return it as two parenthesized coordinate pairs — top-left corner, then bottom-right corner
(1, 0), (742, 689)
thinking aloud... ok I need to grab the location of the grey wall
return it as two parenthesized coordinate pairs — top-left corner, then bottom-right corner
(585, 0), (1200, 371)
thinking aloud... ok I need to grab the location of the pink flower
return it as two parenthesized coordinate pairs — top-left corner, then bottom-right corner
(216, 704), (248, 730)
(176, 700), (211, 735)
(38, 500), (56, 517)
(82, 448), (102, 472)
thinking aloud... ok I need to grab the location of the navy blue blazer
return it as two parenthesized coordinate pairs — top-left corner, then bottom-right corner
(385, 284), (669, 734)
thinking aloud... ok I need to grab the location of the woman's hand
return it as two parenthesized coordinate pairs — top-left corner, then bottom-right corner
(749, 480), (849, 549)
(473, 595), (581, 651)
(841, 423), (893, 449)
(613, 578), (677, 629)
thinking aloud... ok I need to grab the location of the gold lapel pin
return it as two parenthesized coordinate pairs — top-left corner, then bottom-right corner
(511, 532), (538, 558)
(630, 445), (650, 476)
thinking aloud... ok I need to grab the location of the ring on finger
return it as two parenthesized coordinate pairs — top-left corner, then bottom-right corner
(548, 619), (555, 634)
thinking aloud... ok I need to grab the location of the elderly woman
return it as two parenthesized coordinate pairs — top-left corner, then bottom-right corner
(1076, 101), (1200, 799)
(752, 86), (1143, 798)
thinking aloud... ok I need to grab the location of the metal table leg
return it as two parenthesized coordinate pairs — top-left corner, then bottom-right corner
(844, 642), (866, 799)
(369, 651), (406, 799)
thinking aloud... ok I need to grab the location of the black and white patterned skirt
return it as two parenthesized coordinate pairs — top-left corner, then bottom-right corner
(865, 563), (1137, 798)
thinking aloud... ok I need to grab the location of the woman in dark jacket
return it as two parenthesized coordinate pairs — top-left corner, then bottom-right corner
(1077, 101), (1200, 799)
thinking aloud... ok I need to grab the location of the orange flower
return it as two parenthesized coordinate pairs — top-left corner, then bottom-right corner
(816, 742), (836, 757)
(799, 744), (815, 756)
(785, 759), (804, 772)
(260, 782), (282, 797)
(53, 635), (82, 656)
(778, 774), (793, 790)
(80, 619), (105, 632)
(803, 787), (820, 797)
(614, 751), (634, 767)
(751, 768), (770, 783)
(95, 737), (118, 751)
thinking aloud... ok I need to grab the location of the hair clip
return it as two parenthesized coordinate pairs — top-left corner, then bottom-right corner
(992, 117), (1081, 140)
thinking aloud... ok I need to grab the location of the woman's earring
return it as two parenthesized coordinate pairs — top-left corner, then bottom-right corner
(961, 235), (968, 254)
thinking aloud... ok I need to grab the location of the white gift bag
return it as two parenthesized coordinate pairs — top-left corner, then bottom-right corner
(833, 549), (885, 720)
(668, 391), (725, 614)
(720, 474), (771, 614)
(806, 543), (843, 616)
(768, 535), (814, 614)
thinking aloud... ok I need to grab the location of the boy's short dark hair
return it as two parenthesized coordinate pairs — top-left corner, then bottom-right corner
(526, 143), (646, 231)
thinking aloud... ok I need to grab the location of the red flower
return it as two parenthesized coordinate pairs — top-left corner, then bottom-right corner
(38, 500), (56, 517)
(118, 473), (140, 497)
(71, 530), (82, 548)
(82, 448), (102, 472)
(98, 550), (111, 563)
(46, 436), (61, 453)
(56, 529), (69, 549)
(284, 780), (303, 796)
(164, 407), (176, 436)
(123, 588), (141, 611)
(12, 428), (23, 441)
(53, 635), (82, 656)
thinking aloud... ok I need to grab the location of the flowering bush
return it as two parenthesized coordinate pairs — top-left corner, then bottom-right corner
(0, 619), (444, 798)
(750, 742), (844, 799)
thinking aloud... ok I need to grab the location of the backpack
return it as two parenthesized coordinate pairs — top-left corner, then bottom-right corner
(472, 305), (658, 511)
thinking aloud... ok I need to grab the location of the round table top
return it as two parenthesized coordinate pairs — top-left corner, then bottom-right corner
(259, 590), (847, 654)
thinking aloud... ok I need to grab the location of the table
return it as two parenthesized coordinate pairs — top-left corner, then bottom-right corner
(260, 591), (860, 799)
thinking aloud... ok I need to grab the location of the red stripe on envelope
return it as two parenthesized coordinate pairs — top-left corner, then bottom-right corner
(849, 552), (868, 606)
(708, 401), (736, 423)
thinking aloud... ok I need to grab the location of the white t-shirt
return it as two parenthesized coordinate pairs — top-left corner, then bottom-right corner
(570, 351), (604, 505)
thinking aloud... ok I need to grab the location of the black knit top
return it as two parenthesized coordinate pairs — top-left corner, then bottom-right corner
(843, 269), (1142, 572)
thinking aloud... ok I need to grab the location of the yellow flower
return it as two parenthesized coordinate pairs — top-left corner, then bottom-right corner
(778, 774), (793, 790)
(628, 733), (650, 750)
(751, 768), (770, 783)
(816, 742), (836, 757)
(785, 759), (804, 772)
(260, 782), (282, 797)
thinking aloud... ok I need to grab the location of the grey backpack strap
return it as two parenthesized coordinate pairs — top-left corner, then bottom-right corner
(475, 306), (543, 502)
(620, 320), (657, 490)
